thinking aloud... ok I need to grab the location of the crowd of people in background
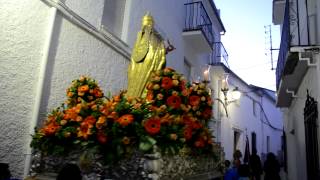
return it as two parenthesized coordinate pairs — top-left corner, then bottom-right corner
(224, 149), (281, 180)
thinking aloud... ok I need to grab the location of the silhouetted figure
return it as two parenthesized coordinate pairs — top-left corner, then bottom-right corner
(263, 152), (281, 180)
(224, 160), (238, 180)
(0, 163), (11, 180)
(56, 163), (82, 180)
(238, 163), (250, 180)
(249, 148), (262, 180)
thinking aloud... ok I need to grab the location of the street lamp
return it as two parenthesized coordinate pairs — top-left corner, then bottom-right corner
(215, 74), (241, 117)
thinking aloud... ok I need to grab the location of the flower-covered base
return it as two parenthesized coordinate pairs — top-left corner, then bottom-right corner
(30, 147), (224, 180)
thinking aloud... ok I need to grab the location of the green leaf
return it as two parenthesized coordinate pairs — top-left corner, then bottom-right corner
(139, 136), (156, 152)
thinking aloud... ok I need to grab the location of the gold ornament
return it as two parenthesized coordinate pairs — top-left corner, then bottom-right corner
(127, 13), (166, 98)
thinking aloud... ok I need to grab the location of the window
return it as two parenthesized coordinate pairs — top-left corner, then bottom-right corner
(253, 100), (257, 117)
(234, 131), (240, 152)
(251, 132), (257, 152)
(101, 0), (126, 38)
(184, 58), (192, 81)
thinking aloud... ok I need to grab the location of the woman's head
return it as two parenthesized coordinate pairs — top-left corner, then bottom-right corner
(56, 163), (82, 180)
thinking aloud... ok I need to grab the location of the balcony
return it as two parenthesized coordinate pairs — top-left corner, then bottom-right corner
(275, 0), (318, 107)
(183, 1), (214, 53)
(210, 42), (229, 68)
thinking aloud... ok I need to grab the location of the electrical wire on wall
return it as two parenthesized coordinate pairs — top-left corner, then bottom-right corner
(244, 93), (282, 131)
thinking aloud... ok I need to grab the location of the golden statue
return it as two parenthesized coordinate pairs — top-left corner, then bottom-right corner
(127, 13), (166, 98)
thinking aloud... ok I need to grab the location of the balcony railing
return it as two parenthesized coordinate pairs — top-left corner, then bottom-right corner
(184, 2), (214, 46)
(276, 0), (290, 89)
(211, 42), (229, 68)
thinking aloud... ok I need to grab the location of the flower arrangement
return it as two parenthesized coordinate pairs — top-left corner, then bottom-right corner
(31, 68), (216, 163)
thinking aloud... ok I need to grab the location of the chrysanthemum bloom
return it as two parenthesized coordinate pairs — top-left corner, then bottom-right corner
(42, 123), (60, 136)
(93, 88), (103, 98)
(78, 85), (89, 92)
(144, 117), (161, 135)
(147, 91), (154, 101)
(166, 95), (182, 109)
(117, 114), (134, 127)
(189, 95), (200, 106)
(161, 77), (173, 90)
(84, 116), (96, 125)
(77, 122), (94, 139)
(64, 108), (78, 120)
(96, 116), (106, 129)
(122, 136), (130, 145)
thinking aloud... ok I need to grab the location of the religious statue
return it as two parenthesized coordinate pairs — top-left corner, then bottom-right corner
(127, 13), (173, 98)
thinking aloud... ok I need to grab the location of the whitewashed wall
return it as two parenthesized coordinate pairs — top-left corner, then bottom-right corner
(211, 66), (283, 163)
(0, 0), (52, 177)
(282, 53), (320, 180)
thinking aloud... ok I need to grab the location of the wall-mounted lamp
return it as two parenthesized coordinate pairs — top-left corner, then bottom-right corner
(215, 74), (241, 117)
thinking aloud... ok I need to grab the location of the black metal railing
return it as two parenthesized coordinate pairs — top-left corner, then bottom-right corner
(211, 42), (229, 68)
(276, 0), (290, 89)
(184, 2), (214, 46)
(304, 91), (320, 180)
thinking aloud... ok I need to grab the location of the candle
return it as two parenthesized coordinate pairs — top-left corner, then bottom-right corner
(204, 69), (209, 82)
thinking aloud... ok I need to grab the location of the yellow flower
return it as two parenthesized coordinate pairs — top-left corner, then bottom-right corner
(122, 136), (130, 145)
(170, 134), (178, 141)
(153, 84), (160, 90)
(60, 120), (67, 126)
(172, 80), (179, 86)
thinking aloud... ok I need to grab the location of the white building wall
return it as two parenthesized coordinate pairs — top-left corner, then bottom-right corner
(282, 53), (320, 180)
(0, 0), (52, 177)
(211, 66), (283, 163)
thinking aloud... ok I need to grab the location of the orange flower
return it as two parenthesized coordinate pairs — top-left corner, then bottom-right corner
(67, 91), (74, 97)
(113, 95), (121, 102)
(78, 85), (89, 92)
(77, 121), (94, 139)
(42, 123), (60, 136)
(166, 95), (181, 109)
(116, 114), (134, 127)
(146, 91), (154, 101)
(64, 108), (78, 120)
(122, 136), (130, 145)
(189, 95), (200, 106)
(144, 117), (161, 135)
(161, 77), (173, 90)
(96, 116), (106, 129)
(93, 88), (103, 98)
(84, 115), (96, 125)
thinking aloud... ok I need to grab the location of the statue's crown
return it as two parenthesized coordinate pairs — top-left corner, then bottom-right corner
(142, 12), (154, 26)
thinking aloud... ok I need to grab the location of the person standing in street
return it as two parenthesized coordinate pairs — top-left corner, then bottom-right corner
(263, 152), (281, 180)
(249, 148), (263, 180)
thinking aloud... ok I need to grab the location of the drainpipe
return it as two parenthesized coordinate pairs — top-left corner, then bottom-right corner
(23, 6), (57, 177)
